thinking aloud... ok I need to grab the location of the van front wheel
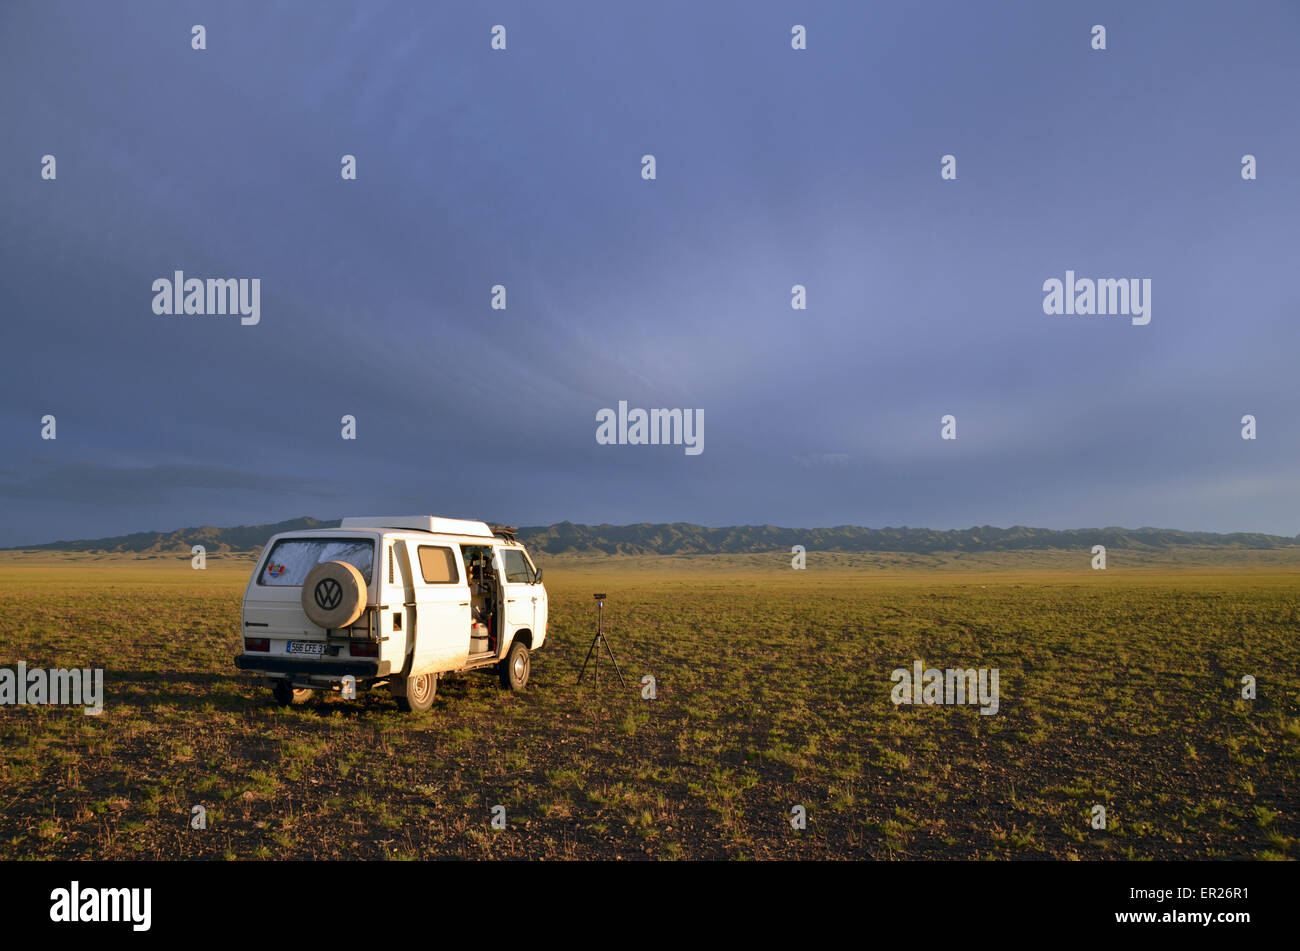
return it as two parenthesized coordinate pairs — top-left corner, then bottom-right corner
(499, 641), (530, 691)
(397, 672), (436, 712)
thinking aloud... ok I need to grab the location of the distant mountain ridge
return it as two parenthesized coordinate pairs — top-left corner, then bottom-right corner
(519, 521), (1300, 555)
(9, 517), (1300, 555)
(11, 517), (341, 554)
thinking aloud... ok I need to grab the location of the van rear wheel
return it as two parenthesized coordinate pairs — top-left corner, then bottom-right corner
(499, 641), (530, 691)
(396, 672), (436, 712)
(271, 681), (313, 706)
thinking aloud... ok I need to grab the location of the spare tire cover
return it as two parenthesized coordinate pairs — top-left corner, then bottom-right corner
(301, 560), (367, 629)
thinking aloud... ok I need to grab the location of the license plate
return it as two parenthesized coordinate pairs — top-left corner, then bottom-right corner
(286, 641), (325, 656)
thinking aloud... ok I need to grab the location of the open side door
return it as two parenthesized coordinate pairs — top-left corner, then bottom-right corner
(405, 541), (470, 676)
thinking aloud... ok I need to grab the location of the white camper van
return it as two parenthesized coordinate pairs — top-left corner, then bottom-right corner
(234, 516), (548, 712)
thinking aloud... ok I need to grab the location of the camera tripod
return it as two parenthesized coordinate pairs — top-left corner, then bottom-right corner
(577, 593), (626, 687)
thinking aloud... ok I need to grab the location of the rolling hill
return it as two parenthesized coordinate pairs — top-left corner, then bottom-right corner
(8, 518), (1300, 556)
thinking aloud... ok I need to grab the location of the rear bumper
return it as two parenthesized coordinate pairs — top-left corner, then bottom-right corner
(234, 655), (391, 678)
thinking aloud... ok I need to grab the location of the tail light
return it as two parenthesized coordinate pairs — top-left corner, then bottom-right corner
(350, 640), (379, 658)
(244, 637), (270, 652)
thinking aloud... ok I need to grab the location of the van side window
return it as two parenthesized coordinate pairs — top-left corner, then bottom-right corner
(501, 549), (533, 583)
(417, 545), (460, 584)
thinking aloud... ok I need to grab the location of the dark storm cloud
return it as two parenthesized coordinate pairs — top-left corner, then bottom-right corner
(0, 459), (337, 505)
(1, 0), (1299, 546)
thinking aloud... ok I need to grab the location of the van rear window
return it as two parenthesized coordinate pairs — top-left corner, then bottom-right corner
(259, 538), (374, 586)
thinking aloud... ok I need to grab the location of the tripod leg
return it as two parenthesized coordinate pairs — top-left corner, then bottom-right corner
(577, 629), (601, 684)
(600, 633), (627, 687)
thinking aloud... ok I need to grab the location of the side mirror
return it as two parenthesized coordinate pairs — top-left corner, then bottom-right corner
(534, 568), (543, 583)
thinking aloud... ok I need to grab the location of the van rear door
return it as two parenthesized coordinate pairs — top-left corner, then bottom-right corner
(242, 535), (378, 645)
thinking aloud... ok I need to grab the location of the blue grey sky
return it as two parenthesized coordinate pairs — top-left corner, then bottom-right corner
(2, 1), (1298, 546)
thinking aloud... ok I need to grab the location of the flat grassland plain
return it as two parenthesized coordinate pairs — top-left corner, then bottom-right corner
(0, 549), (1297, 860)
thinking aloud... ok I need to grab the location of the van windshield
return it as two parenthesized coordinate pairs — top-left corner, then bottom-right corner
(259, 537), (375, 586)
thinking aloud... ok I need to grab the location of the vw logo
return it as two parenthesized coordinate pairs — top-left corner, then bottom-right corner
(314, 577), (342, 610)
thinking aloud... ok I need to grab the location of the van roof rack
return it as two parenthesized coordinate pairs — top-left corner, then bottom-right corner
(338, 516), (494, 537)
(489, 524), (518, 541)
